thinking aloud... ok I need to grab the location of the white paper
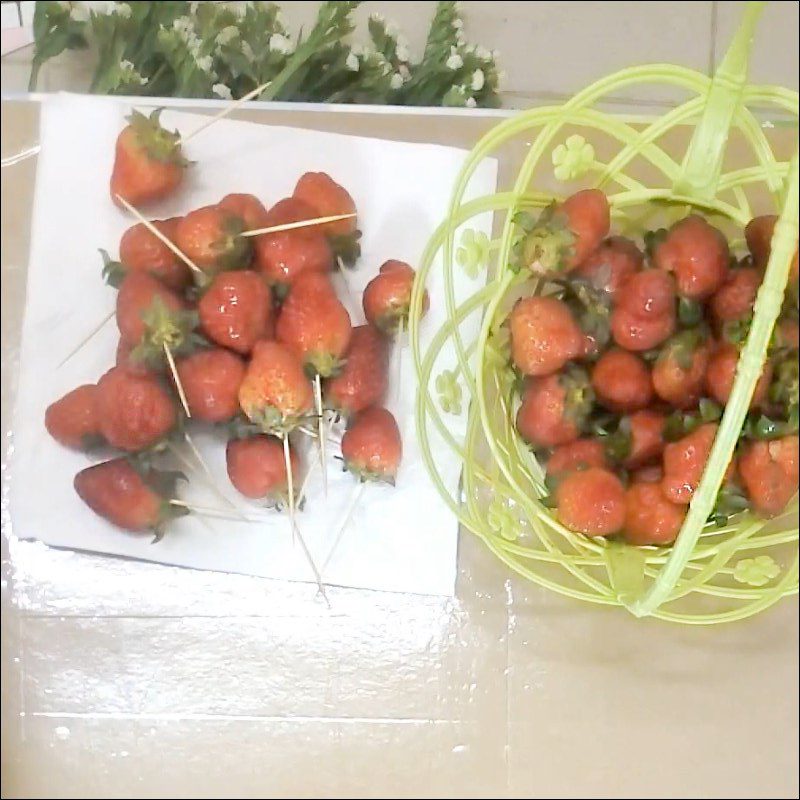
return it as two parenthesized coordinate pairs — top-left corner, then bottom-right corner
(9, 94), (497, 597)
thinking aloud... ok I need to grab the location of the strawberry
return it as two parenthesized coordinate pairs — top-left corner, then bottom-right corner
(115, 272), (198, 367)
(276, 271), (352, 377)
(616, 409), (667, 469)
(738, 436), (799, 517)
(746, 215), (799, 281)
(175, 205), (252, 274)
(516, 369), (593, 449)
(111, 217), (190, 291)
(253, 197), (333, 293)
(325, 324), (389, 416)
(574, 236), (643, 295)
(74, 458), (185, 536)
(226, 435), (299, 502)
(624, 482), (686, 545)
(45, 384), (103, 450)
(546, 438), (608, 477)
(652, 330), (712, 409)
(514, 189), (610, 275)
(705, 341), (772, 408)
(110, 109), (187, 207)
(591, 348), (653, 413)
(653, 215), (729, 300)
(362, 260), (428, 335)
(198, 271), (272, 355)
(218, 193), (269, 231)
(176, 348), (246, 423)
(555, 467), (626, 536)
(293, 172), (360, 266)
(509, 295), (584, 377)
(661, 423), (718, 505)
(710, 266), (760, 331)
(611, 269), (676, 351)
(96, 367), (177, 452)
(116, 338), (154, 377)
(238, 340), (313, 435)
(340, 406), (402, 484)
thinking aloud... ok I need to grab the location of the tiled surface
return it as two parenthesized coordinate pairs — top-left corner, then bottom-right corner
(2, 2), (798, 105)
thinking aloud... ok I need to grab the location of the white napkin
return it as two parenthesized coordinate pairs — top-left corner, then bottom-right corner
(9, 93), (497, 597)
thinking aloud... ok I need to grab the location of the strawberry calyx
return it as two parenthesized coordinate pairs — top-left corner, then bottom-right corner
(127, 108), (188, 168)
(129, 297), (203, 368)
(663, 398), (722, 441)
(213, 214), (252, 271)
(511, 203), (576, 275)
(240, 404), (310, 437)
(125, 457), (189, 542)
(559, 365), (594, 430)
(303, 352), (346, 380)
(342, 457), (396, 486)
(100, 249), (127, 289)
(660, 326), (709, 371)
(374, 304), (410, 336)
(330, 230), (362, 269)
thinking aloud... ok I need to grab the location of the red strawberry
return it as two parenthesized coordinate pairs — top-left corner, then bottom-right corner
(555, 467), (626, 536)
(341, 406), (402, 484)
(654, 215), (729, 300)
(226, 435), (299, 502)
(611, 269), (676, 351)
(516, 189), (610, 275)
(176, 348), (246, 423)
(198, 271), (272, 355)
(624, 482), (686, 546)
(293, 172), (357, 237)
(710, 267), (761, 328)
(652, 331), (712, 409)
(254, 197), (333, 292)
(116, 271), (187, 346)
(96, 367), (177, 452)
(509, 296), (584, 377)
(546, 438), (608, 477)
(175, 205), (252, 274)
(116, 338), (154, 376)
(661, 423), (718, 505)
(516, 369), (593, 449)
(574, 236), (643, 295)
(218, 193), (269, 231)
(620, 410), (667, 469)
(276, 271), (352, 377)
(362, 260), (428, 335)
(110, 109), (187, 207)
(45, 384), (103, 450)
(74, 458), (184, 535)
(325, 325), (389, 416)
(705, 341), (772, 409)
(738, 436), (799, 517)
(115, 217), (190, 291)
(591, 348), (653, 413)
(238, 341), (313, 434)
(746, 215), (799, 281)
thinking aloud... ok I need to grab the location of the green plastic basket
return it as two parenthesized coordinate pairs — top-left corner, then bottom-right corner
(410, 1), (799, 624)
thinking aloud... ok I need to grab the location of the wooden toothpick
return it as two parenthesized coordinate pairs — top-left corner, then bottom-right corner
(114, 194), (204, 278)
(240, 213), (357, 238)
(163, 343), (191, 418)
(57, 310), (115, 368)
(179, 82), (271, 144)
(321, 481), (366, 575)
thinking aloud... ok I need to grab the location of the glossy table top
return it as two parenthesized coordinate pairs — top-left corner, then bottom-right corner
(1, 98), (798, 799)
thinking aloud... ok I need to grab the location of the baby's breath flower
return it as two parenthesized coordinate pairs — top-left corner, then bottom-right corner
(471, 69), (484, 91)
(241, 41), (255, 62)
(269, 33), (293, 54)
(189, 1), (199, 13)
(475, 45), (492, 61)
(384, 19), (399, 37)
(446, 48), (463, 70)
(345, 52), (360, 72)
(465, 96), (477, 108)
(215, 26), (238, 47)
(212, 83), (233, 100)
(119, 59), (147, 85)
(395, 38), (410, 63)
(452, 17), (464, 30)
(108, 2), (131, 18)
(69, 3), (89, 22)
(398, 64), (410, 79)
(390, 72), (404, 90)
(195, 54), (214, 75)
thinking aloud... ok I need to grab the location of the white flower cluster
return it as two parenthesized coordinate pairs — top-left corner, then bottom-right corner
(215, 26), (239, 48)
(269, 33), (294, 55)
(171, 16), (215, 76)
(446, 47), (463, 70)
(119, 58), (147, 85)
(107, 2), (131, 19)
(212, 83), (233, 100)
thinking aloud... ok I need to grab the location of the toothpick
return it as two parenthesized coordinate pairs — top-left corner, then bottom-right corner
(240, 213), (357, 238)
(114, 195), (204, 278)
(284, 434), (331, 607)
(313, 374), (328, 498)
(57, 310), (114, 368)
(296, 458), (318, 509)
(163, 343), (191, 418)
(168, 498), (269, 524)
(297, 425), (341, 447)
(321, 481), (366, 575)
(179, 82), (271, 144)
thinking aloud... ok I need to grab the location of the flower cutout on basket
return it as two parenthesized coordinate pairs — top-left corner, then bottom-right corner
(488, 497), (518, 541)
(435, 369), (463, 415)
(456, 229), (491, 278)
(551, 134), (595, 181)
(733, 555), (780, 587)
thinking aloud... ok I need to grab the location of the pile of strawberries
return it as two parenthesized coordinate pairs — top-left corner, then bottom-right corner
(509, 189), (799, 546)
(44, 109), (427, 540)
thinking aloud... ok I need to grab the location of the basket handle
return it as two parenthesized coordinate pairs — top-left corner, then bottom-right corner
(672, 1), (766, 201)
